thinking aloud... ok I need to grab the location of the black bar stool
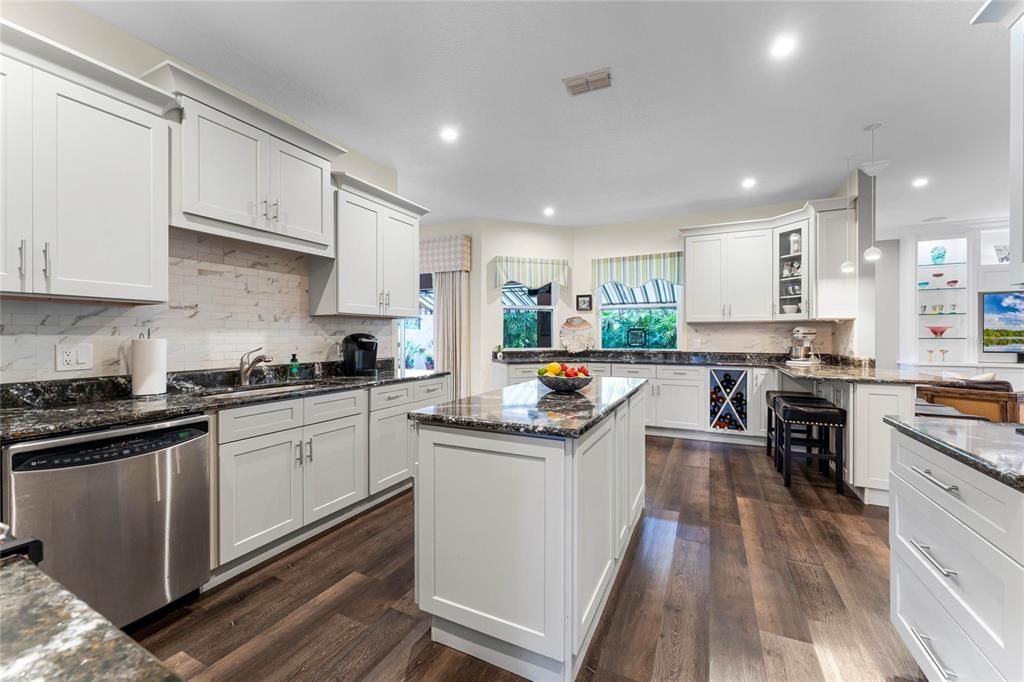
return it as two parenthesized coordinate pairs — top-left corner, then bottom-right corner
(764, 390), (822, 459)
(774, 395), (847, 492)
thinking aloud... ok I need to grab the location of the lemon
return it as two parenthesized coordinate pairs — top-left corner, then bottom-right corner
(545, 362), (561, 375)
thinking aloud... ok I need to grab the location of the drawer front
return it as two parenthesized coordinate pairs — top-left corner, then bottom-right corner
(611, 364), (657, 379)
(585, 363), (611, 376)
(414, 379), (448, 403)
(892, 432), (1024, 565)
(892, 552), (1005, 682)
(219, 398), (304, 444)
(304, 389), (367, 425)
(891, 474), (1023, 679)
(509, 365), (540, 378)
(656, 365), (703, 380)
(371, 383), (416, 411)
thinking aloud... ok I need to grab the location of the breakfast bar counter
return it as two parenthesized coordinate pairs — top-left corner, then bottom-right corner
(409, 378), (647, 681)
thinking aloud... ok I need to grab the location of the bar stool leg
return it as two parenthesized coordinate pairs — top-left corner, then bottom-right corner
(765, 407), (774, 458)
(783, 422), (793, 487)
(774, 414), (783, 471)
(835, 426), (844, 494)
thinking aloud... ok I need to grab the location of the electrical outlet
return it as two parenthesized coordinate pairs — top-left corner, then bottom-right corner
(55, 343), (93, 372)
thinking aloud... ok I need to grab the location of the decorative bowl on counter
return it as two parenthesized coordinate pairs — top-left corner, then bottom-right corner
(538, 374), (593, 393)
(926, 326), (951, 338)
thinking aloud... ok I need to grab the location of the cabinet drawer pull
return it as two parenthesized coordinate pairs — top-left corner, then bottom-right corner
(425, 386), (441, 393)
(910, 538), (958, 577)
(910, 627), (958, 680)
(386, 393), (401, 400)
(910, 466), (959, 493)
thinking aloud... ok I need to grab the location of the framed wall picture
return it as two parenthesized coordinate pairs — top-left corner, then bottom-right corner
(627, 328), (647, 348)
(575, 294), (593, 312)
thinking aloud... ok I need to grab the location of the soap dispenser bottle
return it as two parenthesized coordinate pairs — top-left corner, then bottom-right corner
(289, 353), (300, 379)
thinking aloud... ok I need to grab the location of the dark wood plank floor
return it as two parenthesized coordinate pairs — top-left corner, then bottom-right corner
(132, 436), (923, 681)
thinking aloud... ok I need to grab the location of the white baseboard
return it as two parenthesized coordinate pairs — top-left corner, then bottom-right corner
(203, 480), (413, 590)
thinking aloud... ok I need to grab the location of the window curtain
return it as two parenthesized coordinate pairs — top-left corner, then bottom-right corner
(494, 256), (569, 289)
(421, 235), (472, 399)
(591, 251), (684, 289)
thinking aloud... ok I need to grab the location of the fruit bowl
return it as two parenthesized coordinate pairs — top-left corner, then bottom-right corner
(538, 374), (593, 393)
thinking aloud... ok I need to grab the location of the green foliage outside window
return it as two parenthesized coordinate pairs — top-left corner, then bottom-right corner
(504, 310), (539, 348)
(601, 308), (677, 349)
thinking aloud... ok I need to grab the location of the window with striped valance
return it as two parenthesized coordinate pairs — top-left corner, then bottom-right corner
(493, 256), (569, 289)
(591, 251), (683, 289)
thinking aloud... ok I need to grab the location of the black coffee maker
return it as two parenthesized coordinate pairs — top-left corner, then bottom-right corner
(341, 333), (378, 376)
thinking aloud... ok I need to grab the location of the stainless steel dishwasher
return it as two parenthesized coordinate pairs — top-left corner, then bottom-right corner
(2, 415), (211, 627)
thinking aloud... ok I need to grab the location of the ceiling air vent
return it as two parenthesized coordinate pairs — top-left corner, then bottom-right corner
(563, 68), (612, 96)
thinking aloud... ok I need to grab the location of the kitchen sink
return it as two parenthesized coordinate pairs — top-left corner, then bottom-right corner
(197, 382), (320, 400)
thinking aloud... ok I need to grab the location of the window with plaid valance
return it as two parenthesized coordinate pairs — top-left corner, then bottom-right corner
(591, 251), (683, 289)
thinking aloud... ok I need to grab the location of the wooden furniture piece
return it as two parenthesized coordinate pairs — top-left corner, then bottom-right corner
(773, 395), (846, 492)
(917, 383), (1024, 423)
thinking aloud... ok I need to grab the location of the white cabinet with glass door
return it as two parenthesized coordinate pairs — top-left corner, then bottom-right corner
(773, 219), (809, 320)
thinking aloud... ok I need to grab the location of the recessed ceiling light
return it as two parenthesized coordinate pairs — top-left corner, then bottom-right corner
(440, 126), (459, 143)
(543, 206), (555, 217)
(912, 177), (929, 188)
(741, 177), (757, 189)
(770, 34), (797, 59)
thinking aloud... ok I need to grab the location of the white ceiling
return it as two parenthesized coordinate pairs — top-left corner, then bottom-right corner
(78, 1), (1011, 236)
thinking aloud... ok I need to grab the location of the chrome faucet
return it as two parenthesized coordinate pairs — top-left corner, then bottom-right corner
(239, 347), (273, 386)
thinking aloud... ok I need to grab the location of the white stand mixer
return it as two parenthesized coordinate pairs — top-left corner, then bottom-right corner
(786, 326), (822, 367)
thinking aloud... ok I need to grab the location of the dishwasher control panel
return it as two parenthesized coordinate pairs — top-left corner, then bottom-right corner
(12, 424), (208, 472)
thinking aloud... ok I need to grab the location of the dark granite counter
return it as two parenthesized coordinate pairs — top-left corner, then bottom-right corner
(1, 370), (449, 444)
(0, 555), (178, 681)
(492, 350), (939, 385)
(884, 416), (1024, 492)
(409, 376), (646, 439)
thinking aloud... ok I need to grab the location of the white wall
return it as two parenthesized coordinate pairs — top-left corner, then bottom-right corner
(0, 1), (398, 192)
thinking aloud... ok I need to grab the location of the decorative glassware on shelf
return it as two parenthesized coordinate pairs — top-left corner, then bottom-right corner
(930, 245), (947, 264)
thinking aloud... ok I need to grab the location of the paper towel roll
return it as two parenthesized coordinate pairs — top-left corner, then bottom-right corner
(132, 338), (167, 396)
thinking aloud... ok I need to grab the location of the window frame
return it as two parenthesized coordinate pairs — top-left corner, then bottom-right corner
(501, 281), (557, 350)
(595, 280), (683, 350)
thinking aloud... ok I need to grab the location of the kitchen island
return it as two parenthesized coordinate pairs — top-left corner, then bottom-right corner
(409, 377), (647, 682)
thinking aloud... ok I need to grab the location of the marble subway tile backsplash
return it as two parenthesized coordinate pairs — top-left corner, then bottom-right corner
(0, 229), (392, 383)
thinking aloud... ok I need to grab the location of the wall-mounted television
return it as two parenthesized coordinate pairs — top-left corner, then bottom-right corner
(981, 291), (1024, 357)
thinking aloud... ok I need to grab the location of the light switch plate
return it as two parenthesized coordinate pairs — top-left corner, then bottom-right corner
(55, 343), (93, 372)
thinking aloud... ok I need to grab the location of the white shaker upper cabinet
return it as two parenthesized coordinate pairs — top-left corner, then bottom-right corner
(725, 230), (773, 321)
(333, 190), (384, 316)
(32, 70), (168, 301)
(684, 234), (725, 321)
(380, 209), (420, 317)
(181, 97), (270, 230)
(0, 56), (32, 294)
(270, 137), (332, 246)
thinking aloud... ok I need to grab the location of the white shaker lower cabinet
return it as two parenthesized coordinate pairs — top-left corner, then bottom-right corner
(612, 364), (657, 425)
(369, 403), (417, 494)
(219, 428), (305, 563)
(415, 388), (644, 681)
(302, 414), (368, 523)
(890, 432), (1024, 682)
(654, 366), (705, 430)
(1, 25), (175, 303)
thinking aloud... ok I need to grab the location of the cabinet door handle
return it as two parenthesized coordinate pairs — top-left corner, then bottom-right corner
(721, 304), (726, 319)
(306, 438), (313, 462)
(910, 466), (959, 493)
(17, 239), (26, 276)
(728, 303), (732, 318)
(910, 627), (957, 680)
(385, 291), (390, 309)
(910, 539), (958, 577)
(42, 242), (51, 278)
(296, 440), (303, 465)
(379, 291), (384, 311)
(261, 199), (268, 217)
(271, 200), (279, 220)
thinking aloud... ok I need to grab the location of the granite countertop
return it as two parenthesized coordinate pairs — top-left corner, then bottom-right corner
(0, 555), (179, 681)
(409, 376), (647, 439)
(884, 416), (1024, 492)
(0, 370), (449, 443)
(492, 350), (941, 385)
